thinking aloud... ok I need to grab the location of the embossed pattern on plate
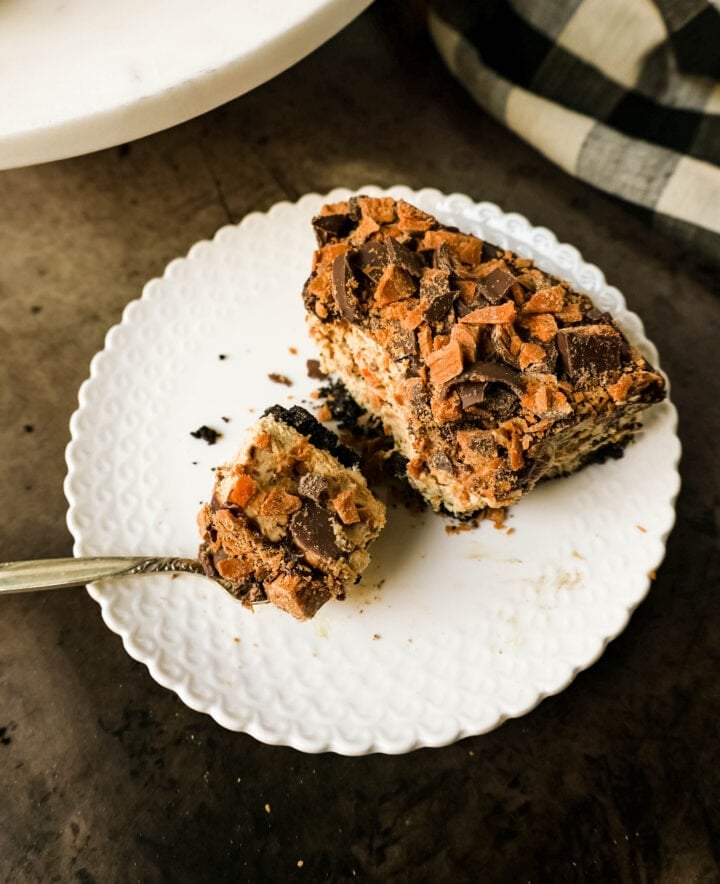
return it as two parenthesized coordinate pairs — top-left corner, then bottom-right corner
(65, 186), (681, 754)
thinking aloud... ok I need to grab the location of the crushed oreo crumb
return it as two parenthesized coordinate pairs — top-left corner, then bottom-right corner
(317, 379), (366, 432)
(23, 424), (34, 433)
(263, 404), (360, 469)
(191, 425), (221, 445)
(218, 354), (227, 360)
(221, 416), (230, 423)
(316, 381), (426, 512)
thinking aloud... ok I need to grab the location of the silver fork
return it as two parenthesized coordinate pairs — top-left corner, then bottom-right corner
(0, 556), (241, 595)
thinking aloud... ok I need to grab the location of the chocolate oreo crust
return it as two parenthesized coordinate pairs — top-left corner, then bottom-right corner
(263, 404), (360, 468)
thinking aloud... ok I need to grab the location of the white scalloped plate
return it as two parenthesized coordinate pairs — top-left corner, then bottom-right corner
(65, 186), (680, 755)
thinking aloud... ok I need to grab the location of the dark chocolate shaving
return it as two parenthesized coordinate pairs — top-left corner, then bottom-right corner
(455, 381), (487, 409)
(454, 298), (476, 318)
(556, 325), (622, 380)
(332, 253), (362, 322)
(354, 241), (388, 283)
(481, 241), (505, 262)
(289, 502), (343, 562)
(312, 213), (353, 246)
(420, 270), (455, 323)
(243, 583), (268, 604)
(385, 237), (425, 277)
(451, 360), (524, 396)
(262, 405), (360, 468)
(479, 267), (516, 304)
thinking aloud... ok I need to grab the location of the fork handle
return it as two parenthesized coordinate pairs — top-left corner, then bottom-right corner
(0, 556), (205, 594)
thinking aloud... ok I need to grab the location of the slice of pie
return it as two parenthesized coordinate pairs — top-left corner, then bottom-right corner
(303, 195), (666, 517)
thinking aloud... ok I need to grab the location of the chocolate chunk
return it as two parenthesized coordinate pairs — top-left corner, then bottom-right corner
(385, 237), (425, 277)
(289, 502), (342, 562)
(425, 292), (455, 324)
(455, 381), (487, 409)
(306, 359), (327, 381)
(297, 473), (330, 504)
(190, 425), (221, 445)
(312, 213), (353, 246)
(354, 241), (388, 282)
(454, 298), (477, 319)
(263, 405), (360, 468)
(479, 267), (516, 304)
(332, 253), (362, 322)
(481, 241), (505, 262)
(452, 360), (524, 396)
(420, 270), (455, 323)
(556, 325), (622, 380)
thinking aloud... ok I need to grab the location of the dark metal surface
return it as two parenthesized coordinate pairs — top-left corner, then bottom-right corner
(1, 3), (719, 881)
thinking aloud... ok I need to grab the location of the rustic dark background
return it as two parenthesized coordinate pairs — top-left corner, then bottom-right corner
(1, 3), (719, 881)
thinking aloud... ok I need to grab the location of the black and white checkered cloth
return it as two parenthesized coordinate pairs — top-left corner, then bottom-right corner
(429, 0), (720, 264)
